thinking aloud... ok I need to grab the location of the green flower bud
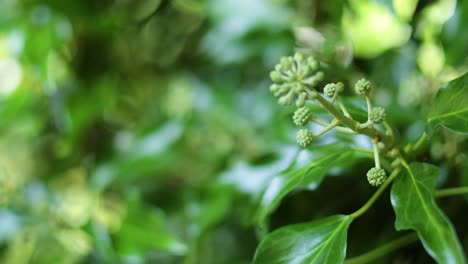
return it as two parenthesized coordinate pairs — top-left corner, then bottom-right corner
(269, 84), (280, 93)
(367, 167), (387, 187)
(293, 106), (311, 126)
(278, 93), (293, 106)
(273, 84), (290, 97)
(369, 107), (386, 124)
(293, 83), (304, 94)
(323, 83), (337, 98)
(315, 71), (324, 81)
(269, 53), (324, 107)
(294, 52), (304, 63)
(296, 93), (308, 107)
(336, 82), (344, 92)
(297, 128), (315, 147)
(308, 90), (318, 99)
(270, 71), (284, 83)
(303, 71), (324, 86)
(307, 57), (318, 71)
(355, 78), (371, 95)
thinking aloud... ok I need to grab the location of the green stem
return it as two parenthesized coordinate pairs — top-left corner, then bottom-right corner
(337, 97), (351, 118)
(350, 148), (392, 171)
(372, 140), (380, 168)
(435, 187), (468, 197)
(331, 91), (339, 104)
(365, 96), (372, 121)
(335, 126), (357, 134)
(351, 148), (374, 155)
(350, 168), (401, 219)
(310, 116), (356, 134)
(314, 94), (394, 149)
(358, 121), (373, 130)
(314, 119), (340, 137)
(383, 121), (394, 140)
(412, 132), (427, 153)
(345, 185), (467, 264)
(309, 116), (330, 127)
(344, 233), (419, 264)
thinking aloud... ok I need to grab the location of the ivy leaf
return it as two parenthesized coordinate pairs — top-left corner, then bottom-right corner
(253, 215), (352, 264)
(427, 72), (468, 136)
(391, 162), (466, 264)
(255, 151), (354, 229)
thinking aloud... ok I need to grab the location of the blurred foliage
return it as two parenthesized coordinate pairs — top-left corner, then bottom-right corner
(0, 0), (467, 263)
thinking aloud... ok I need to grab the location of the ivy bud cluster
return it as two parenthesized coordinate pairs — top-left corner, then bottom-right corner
(355, 78), (371, 95)
(293, 106), (311, 127)
(268, 53), (392, 187)
(296, 128), (315, 147)
(370, 107), (386, 124)
(366, 167), (387, 187)
(269, 52), (324, 107)
(323, 82), (344, 98)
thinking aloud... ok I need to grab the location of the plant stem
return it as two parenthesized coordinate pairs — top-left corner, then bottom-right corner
(344, 233), (419, 264)
(309, 116), (330, 126)
(331, 92), (339, 104)
(358, 121), (373, 130)
(365, 96), (372, 121)
(315, 119), (340, 137)
(313, 94), (394, 149)
(383, 121), (394, 140)
(372, 140), (380, 168)
(335, 126), (357, 134)
(411, 132), (427, 154)
(350, 148), (392, 171)
(310, 116), (356, 134)
(346, 186), (468, 263)
(350, 168), (401, 219)
(351, 148), (374, 155)
(337, 97), (351, 118)
(435, 187), (468, 197)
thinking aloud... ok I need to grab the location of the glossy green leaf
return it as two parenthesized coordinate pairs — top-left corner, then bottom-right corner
(253, 215), (352, 264)
(255, 151), (354, 228)
(427, 72), (468, 136)
(391, 162), (466, 264)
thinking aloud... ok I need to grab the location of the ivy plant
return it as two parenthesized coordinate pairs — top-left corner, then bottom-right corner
(253, 53), (468, 264)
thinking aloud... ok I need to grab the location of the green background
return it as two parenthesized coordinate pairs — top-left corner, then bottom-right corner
(0, 0), (467, 263)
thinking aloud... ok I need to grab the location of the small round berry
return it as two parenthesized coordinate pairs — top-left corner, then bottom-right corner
(367, 167), (387, 187)
(293, 106), (311, 126)
(355, 78), (371, 95)
(296, 129), (315, 147)
(369, 107), (386, 124)
(323, 83), (337, 98)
